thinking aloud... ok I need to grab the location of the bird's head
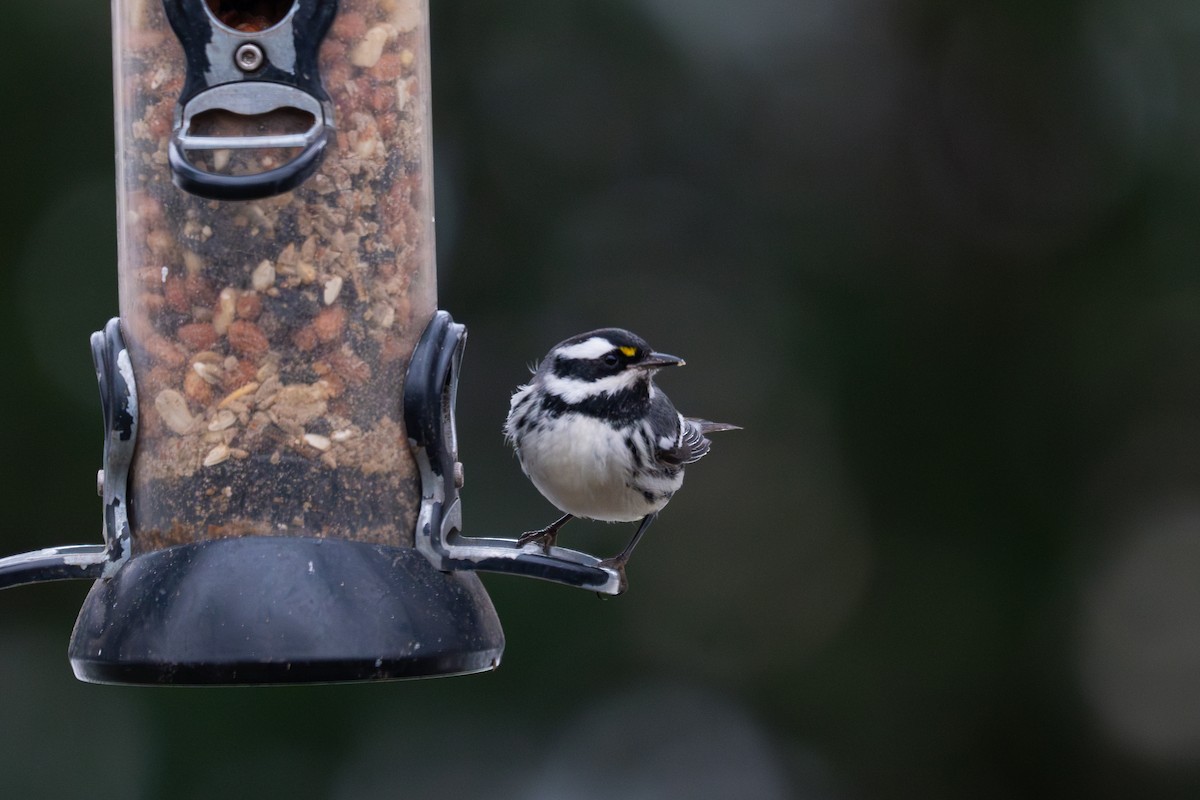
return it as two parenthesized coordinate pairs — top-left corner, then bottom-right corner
(539, 329), (685, 402)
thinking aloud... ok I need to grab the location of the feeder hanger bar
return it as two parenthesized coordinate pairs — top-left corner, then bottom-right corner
(0, 546), (107, 590)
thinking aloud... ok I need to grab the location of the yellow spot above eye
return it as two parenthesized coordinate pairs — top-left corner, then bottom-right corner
(619, 346), (637, 357)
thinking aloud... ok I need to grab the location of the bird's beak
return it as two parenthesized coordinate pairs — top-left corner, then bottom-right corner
(638, 351), (686, 369)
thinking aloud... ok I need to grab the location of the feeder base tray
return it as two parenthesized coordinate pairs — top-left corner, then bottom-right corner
(67, 536), (505, 685)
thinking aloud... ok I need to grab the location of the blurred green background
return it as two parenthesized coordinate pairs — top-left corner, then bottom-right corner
(3, 0), (1200, 797)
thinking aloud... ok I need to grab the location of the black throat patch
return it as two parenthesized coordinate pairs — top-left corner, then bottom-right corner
(540, 382), (651, 428)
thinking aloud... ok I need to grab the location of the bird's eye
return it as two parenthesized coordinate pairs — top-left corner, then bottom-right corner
(603, 353), (620, 368)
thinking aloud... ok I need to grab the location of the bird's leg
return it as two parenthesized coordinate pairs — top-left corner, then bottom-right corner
(517, 513), (573, 554)
(597, 513), (657, 589)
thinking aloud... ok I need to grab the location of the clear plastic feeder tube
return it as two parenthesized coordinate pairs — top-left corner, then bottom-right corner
(114, 0), (436, 552)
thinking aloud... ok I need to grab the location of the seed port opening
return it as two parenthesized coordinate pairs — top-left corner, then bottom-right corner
(205, 0), (297, 33)
(190, 106), (316, 140)
(185, 107), (317, 176)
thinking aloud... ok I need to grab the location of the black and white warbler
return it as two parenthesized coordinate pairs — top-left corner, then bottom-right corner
(504, 328), (738, 590)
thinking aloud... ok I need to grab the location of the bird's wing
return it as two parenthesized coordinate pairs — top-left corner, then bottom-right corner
(677, 418), (713, 464)
(647, 388), (738, 466)
(657, 416), (740, 466)
(651, 412), (704, 466)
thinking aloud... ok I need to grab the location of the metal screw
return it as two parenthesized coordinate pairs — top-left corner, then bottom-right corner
(97, 470), (105, 497)
(235, 43), (265, 73)
(454, 462), (465, 490)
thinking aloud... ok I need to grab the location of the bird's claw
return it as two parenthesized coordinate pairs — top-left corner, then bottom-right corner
(517, 528), (558, 554)
(596, 556), (629, 595)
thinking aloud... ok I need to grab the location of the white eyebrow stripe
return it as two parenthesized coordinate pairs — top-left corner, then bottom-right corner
(555, 337), (614, 361)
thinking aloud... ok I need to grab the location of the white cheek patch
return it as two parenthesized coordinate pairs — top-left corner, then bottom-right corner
(555, 337), (614, 361)
(542, 370), (641, 403)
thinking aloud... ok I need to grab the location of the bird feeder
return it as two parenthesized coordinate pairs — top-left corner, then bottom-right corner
(0, 0), (622, 685)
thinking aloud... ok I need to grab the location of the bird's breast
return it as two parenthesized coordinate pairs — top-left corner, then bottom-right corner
(517, 415), (672, 522)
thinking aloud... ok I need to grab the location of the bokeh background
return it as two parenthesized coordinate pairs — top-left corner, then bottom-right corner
(3, 0), (1200, 797)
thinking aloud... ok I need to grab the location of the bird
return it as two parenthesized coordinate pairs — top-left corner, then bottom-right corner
(504, 328), (738, 591)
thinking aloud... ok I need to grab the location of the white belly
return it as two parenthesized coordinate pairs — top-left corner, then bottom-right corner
(518, 416), (669, 522)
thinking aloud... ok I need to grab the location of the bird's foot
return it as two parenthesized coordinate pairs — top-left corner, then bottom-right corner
(516, 513), (573, 554)
(596, 556), (629, 595)
(517, 527), (559, 554)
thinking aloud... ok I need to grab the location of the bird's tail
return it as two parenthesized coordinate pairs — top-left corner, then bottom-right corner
(686, 418), (741, 435)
